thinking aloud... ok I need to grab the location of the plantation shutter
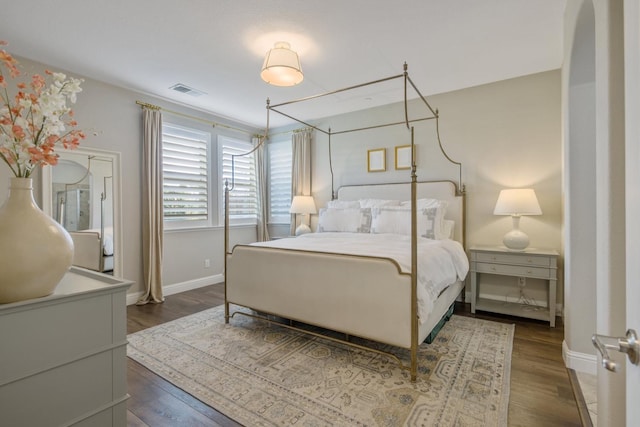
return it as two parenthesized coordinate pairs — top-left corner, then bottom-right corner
(162, 124), (209, 222)
(220, 136), (257, 223)
(268, 139), (292, 223)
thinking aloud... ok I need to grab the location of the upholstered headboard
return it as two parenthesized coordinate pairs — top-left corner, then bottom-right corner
(336, 180), (465, 246)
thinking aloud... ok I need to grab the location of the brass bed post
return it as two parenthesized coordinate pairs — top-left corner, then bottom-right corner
(410, 127), (418, 382)
(225, 99), (271, 322)
(404, 63), (418, 382)
(224, 179), (230, 323)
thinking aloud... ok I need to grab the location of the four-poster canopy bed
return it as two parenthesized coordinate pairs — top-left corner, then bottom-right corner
(224, 64), (468, 382)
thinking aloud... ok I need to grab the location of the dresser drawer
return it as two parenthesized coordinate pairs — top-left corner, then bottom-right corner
(475, 262), (554, 279)
(474, 251), (553, 267)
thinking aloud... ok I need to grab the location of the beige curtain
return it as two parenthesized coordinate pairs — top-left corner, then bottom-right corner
(255, 136), (270, 241)
(290, 129), (312, 235)
(137, 108), (164, 305)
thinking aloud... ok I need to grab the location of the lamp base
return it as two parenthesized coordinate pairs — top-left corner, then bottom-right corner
(502, 229), (530, 251)
(295, 223), (311, 236)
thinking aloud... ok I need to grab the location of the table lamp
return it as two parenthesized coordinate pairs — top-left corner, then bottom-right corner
(493, 188), (542, 251)
(290, 195), (316, 236)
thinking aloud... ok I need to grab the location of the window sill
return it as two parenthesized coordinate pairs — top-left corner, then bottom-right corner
(164, 223), (256, 233)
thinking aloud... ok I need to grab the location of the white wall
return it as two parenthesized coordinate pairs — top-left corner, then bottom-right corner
(0, 57), (562, 308)
(563, 0), (598, 370)
(309, 70), (563, 305)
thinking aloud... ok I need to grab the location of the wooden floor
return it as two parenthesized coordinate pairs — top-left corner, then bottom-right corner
(126, 284), (583, 426)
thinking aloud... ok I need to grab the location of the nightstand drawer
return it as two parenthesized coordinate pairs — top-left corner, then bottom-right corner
(474, 252), (553, 267)
(475, 262), (553, 279)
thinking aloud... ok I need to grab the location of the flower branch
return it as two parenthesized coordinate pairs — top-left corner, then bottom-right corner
(0, 41), (85, 178)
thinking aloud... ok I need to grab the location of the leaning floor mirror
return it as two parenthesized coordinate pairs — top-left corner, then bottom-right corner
(41, 147), (122, 277)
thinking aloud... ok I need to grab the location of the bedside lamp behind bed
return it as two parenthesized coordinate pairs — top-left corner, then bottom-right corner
(290, 195), (317, 236)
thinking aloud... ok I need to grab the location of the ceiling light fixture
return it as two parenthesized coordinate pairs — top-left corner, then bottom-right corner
(260, 41), (303, 87)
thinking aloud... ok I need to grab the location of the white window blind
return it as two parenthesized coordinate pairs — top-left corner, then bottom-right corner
(268, 139), (292, 223)
(162, 124), (209, 224)
(219, 136), (257, 224)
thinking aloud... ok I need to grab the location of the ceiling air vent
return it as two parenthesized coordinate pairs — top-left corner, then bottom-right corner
(169, 83), (206, 97)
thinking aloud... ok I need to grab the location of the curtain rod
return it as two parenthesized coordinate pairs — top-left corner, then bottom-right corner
(135, 100), (259, 137)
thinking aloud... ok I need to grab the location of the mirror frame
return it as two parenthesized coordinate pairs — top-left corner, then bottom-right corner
(42, 147), (123, 277)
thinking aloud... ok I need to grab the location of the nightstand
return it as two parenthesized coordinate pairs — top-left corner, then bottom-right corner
(470, 245), (558, 327)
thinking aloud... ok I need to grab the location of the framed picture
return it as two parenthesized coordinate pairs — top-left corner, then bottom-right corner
(367, 148), (386, 172)
(395, 145), (414, 170)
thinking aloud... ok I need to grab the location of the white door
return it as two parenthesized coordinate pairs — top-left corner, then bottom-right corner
(624, 0), (640, 423)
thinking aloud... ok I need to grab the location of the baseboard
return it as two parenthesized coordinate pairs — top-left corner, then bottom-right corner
(563, 340), (597, 375)
(126, 274), (224, 306)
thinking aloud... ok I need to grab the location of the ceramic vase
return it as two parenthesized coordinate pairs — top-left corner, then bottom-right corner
(0, 177), (74, 303)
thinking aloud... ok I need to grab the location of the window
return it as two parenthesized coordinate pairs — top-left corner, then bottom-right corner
(162, 124), (210, 227)
(268, 139), (292, 223)
(219, 136), (257, 225)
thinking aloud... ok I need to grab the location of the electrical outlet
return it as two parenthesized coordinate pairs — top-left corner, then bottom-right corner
(518, 277), (526, 287)
(204, 259), (210, 268)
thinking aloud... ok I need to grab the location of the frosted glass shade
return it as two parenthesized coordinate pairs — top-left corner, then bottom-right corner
(260, 42), (304, 87)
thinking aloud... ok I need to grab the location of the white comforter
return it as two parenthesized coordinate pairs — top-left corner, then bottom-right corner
(252, 232), (469, 323)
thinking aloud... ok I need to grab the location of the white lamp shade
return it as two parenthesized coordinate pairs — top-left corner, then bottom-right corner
(260, 42), (304, 87)
(494, 188), (541, 251)
(289, 195), (316, 215)
(493, 189), (542, 216)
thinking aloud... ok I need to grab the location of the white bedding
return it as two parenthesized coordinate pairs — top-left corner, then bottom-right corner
(252, 232), (469, 323)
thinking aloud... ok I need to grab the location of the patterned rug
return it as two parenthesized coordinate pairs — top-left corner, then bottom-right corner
(127, 305), (514, 426)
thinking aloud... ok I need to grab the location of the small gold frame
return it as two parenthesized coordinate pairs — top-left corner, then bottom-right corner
(395, 145), (414, 170)
(367, 148), (386, 172)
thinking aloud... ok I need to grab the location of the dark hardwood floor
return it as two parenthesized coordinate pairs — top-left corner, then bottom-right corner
(126, 284), (582, 426)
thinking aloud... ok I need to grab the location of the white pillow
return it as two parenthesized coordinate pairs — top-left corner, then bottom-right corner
(400, 198), (448, 211)
(399, 198), (448, 239)
(442, 220), (455, 240)
(370, 206), (448, 239)
(370, 207), (410, 235)
(358, 199), (401, 208)
(327, 199), (361, 209)
(317, 208), (372, 233)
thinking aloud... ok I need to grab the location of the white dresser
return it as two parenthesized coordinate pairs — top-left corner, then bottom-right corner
(0, 267), (132, 427)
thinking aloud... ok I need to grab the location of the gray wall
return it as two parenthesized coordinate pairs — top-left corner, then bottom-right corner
(0, 56), (259, 298)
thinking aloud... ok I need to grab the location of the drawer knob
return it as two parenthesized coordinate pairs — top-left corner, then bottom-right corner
(527, 270), (532, 274)
(491, 266), (496, 271)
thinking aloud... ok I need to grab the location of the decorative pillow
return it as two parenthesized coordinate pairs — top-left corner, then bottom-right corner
(370, 206), (448, 239)
(399, 198), (448, 239)
(358, 198), (401, 208)
(442, 220), (455, 240)
(317, 208), (372, 233)
(370, 207), (411, 235)
(327, 199), (361, 209)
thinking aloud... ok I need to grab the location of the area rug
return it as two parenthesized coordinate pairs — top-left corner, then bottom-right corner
(127, 305), (514, 426)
